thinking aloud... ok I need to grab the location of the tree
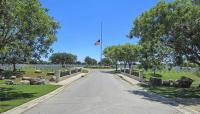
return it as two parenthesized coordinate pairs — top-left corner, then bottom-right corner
(120, 44), (142, 69)
(84, 56), (97, 65)
(101, 58), (112, 66)
(49, 53), (77, 67)
(129, 0), (200, 66)
(104, 44), (141, 70)
(104, 45), (123, 71)
(76, 61), (82, 65)
(0, 0), (60, 71)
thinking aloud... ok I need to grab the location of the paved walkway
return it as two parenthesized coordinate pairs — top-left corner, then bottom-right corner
(22, 70), (183, 114)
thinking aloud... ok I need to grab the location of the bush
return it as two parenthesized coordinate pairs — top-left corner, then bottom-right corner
(131, 70), (140, 77)
(195, 71), (200, 77)
(81, 69), (89, 73)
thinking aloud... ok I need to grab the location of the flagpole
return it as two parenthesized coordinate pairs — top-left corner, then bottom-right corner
(100, 22), (103, 66)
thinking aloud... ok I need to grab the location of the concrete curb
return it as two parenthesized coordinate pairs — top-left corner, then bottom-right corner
(2, 73), (88, 114)
(115, 73), (140, 85)
(115, 73), (199, 114)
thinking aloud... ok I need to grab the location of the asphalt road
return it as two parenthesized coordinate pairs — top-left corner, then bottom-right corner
(23, 70), (182, 114)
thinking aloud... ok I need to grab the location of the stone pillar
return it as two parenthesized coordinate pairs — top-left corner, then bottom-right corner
(129, 68), (132, 75)
(55, 70), (61, 83)
(139, 71), (144, 82)
(69, 70), (71, 75)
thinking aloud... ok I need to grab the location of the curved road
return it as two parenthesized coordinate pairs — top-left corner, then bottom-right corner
(23, 70), (182, 114)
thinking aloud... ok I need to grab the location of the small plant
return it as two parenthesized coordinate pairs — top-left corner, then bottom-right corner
(81, 69), (89, 73)
(195, 71), (200, 78)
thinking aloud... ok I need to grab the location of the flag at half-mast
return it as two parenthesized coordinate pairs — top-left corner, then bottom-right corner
(95, 40), (101, 46)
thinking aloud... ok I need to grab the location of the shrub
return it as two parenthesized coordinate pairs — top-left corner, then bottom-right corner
(81, 69), (89, 73)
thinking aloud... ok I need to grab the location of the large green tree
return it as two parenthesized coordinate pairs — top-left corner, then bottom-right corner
(120, 44), (142, 69)
(104, 45), (123, 71)
(84, 56), (97, 65)
(49, 53), (77, 67)
(104, 44), (141, 70)
(129, 0), (200, 66)
(101, 58), (112, 66)
(0, 0), (59, 71)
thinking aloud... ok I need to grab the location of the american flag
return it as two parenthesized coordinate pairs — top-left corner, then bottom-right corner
(95, 40), (101, 46)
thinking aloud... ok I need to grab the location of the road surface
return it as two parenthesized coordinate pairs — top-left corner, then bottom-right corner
(23, 70), (182, 114)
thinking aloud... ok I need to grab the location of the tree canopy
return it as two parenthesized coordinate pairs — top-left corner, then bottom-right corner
(84, 56), (97, 65)
(49, 53), (77, 66)
(104, 44), (141, 70)
(0, 0), (60, 71)
(129, 0), (200, 66)
(100, 58), (112, 66)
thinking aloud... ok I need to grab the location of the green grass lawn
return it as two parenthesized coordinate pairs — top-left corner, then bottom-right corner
(0, 85), (60, 113)
(140, 84), (200, 98)
(139, 70), (200, 98)
(143, 70), (200, 86)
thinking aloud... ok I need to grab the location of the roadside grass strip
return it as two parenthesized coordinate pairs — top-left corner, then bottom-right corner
(0, 85), (60, 113)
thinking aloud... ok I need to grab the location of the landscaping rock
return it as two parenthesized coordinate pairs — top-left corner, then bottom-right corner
(150, 77), (162, 86)
(60, 71), (66, 77)
(30, 78), (45, 85)
(14, 72), (24, 78)
(65, 70), (71, 75)
(35, 70), (42, 73)
(10, 76), (17, 80)
(49, 76), (56, 82)
(0, 69), (4, 73)
(125, 69), (130, 74)
(162, 80), (171, 86)
(77, 68), (81, 72)
(71, 69), (79, 74)
(22, 76), (33, 81)
(5, 80), (14, 85)
(0, 75), (5, 80)
(36, 76), (44, 79)
(176, 76), (193, 88)
(20, 80), (30, 85)
(46, 72), (55, 76)
(171, 80), (179, 87)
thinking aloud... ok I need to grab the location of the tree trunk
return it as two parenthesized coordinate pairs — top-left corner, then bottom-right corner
(153, 66), (156, 77)
(13, 63), (16, 72)
(124, 62), (127, 69)
(128, 63), (132, 69)
(115, 64), (118, 71)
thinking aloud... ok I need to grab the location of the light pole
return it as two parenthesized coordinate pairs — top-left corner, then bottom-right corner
(100, 22), (103, 66)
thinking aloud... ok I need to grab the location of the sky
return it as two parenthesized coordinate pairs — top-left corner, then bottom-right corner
(40, 0), (172, 62)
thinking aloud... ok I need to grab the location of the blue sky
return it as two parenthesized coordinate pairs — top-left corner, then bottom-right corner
(40, 0), (171, 62)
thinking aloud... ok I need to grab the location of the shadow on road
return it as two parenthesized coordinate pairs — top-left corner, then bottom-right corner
(127, 89), (200, 107)
(100, 70), (115, 74)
